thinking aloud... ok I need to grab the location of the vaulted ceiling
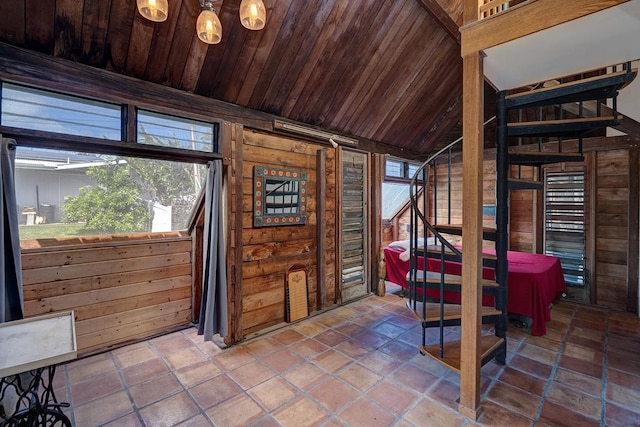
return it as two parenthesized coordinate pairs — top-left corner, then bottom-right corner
(0, 0), (478, 158)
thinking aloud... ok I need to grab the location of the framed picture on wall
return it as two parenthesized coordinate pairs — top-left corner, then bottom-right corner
(253, 166), (307, 227)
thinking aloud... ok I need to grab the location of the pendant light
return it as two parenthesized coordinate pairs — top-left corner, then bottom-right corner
(196, 1), (223, 45)
(136, 0), (169, 22)
(137, 0), (267, 44)
(239, 0), (266, 30)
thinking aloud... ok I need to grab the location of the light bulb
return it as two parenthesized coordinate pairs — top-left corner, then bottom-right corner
(239, 0), (266, 30)
(196, 8), (222, 44)
(136, 0), (168, 22)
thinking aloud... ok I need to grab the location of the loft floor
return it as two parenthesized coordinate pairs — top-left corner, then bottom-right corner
(52, 283), (640, 426)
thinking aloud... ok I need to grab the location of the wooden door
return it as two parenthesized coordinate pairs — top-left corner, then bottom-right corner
(340, 150), (369, 302)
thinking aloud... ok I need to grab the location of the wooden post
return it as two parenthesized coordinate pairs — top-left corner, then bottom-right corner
(589, 153), (598, 305)
(317, 149), (327, 310)
(628, 147), (639, 313)
(232, 123), (244, 343)
(335, 146), (343, 304)
(459, 0), (484, 416)
(192, 209), (204, 322)
(371, 153), (384, 296)
(459, 50), (484, 420)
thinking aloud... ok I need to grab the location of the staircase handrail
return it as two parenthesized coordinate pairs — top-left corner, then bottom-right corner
(409, 115), (497, 256)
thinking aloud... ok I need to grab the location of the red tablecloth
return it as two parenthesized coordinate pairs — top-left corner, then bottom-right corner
(384, 246), (567, 336)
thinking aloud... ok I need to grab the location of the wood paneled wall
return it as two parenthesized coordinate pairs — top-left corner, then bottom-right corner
(594, 149), (630, 311)
(21, 233), (192, 355)
(384, 140), (640, 314)
(431, 155), (497, 248)
(509, 164), (538, 253)
(238, 131), (337, 336)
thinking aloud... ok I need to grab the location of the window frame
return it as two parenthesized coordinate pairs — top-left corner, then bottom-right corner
(384, 156), (425, 183)
(1, 81), (222, 165)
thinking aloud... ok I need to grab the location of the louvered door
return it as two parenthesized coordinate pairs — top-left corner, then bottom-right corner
(544, 170), (586, 288)
(340, 150), (369, 302)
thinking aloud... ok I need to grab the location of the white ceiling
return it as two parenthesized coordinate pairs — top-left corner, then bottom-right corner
(483, 0), (640, 91)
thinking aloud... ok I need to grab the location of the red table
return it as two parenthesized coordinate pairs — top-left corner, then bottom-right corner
(384, 246), (567, 336)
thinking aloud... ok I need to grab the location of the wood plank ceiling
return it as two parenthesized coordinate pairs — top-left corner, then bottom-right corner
(0, 0), (475, 157)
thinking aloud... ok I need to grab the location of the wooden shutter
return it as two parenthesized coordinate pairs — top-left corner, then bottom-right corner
(341, 150), (368, 302)
(544, 171), (585, 286)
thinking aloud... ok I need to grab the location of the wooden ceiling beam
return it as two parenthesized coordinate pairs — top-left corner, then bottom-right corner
(416, 0), (460, 44)
(461, 0), (630, 56)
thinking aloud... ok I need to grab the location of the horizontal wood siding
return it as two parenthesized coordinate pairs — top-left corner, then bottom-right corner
(431, 157), (497, 248)
(509, 165), (538, 252)
(240, 131), (336, 336)
(21, 234), (192, 355)
(595, 149), (629, 310)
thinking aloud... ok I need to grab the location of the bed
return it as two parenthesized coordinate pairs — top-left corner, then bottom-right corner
(384, 243), (567, 336)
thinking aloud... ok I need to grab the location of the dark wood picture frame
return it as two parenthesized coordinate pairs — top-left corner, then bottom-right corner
(253, 166), (307, 227)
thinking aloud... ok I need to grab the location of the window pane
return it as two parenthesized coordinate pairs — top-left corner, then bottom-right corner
(137, 110), (216, 152)
(407, 162), (424, 180)
(16, 147), (207, 240)
(385, 159), (403, 178)
(382, 182), (410, 219)
(1, 83), (122, 140)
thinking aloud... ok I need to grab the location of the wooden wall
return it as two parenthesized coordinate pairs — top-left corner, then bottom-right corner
(237, 130), (337, 336)
(509, 164), (538, 253)
(382, 219), (394, 248)
(431, 155), (497, 248)
(21, 233), (193, 355)
(382, 139), (639, 314)
(18, 126), (341, 353)
(594, 149), (630, 311)
(1, 47), (351, 351)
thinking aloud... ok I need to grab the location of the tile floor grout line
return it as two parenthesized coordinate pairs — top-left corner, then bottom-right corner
(246, 321), (356, 422)
(479, 325), (527, 403)
(531, 305), (576, 424)
(269, 312), (397, 425)
(114, 339), (162, 425)
(60, 295), (639, 426)
(321, 319), (408, 420)
(143, 331), (215, 426)
(118, 349), (152, 426)
(165, 330), (219, 426)
(327, 305), (443, 425)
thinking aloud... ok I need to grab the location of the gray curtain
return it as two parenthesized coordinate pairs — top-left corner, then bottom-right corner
(1, 138), (24, 323)
(198, 159), (228, 340)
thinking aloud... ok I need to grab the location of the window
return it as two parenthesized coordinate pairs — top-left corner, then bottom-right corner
(2, 82), (219, 241)
(16, 147), (207, 240)
(382, 182), (410, 220)
(1, 83), (220, 154)
(137, 109), (216, 152)
(385, 159), (404, 178)
(385, 157), (424, 182)
(381, 157), (426, 219)
(1, 83), (122, 140)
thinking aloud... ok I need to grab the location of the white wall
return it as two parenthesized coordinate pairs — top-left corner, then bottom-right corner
(15, 168), (95, 224)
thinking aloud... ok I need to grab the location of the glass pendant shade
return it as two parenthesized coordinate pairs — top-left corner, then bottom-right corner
(239, 0), (266, 30)
(196, 9), (222, 44)
(137, 0), (169, 22)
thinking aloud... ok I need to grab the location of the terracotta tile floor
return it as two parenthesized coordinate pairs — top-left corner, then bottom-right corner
(53, 284), (640, 426)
